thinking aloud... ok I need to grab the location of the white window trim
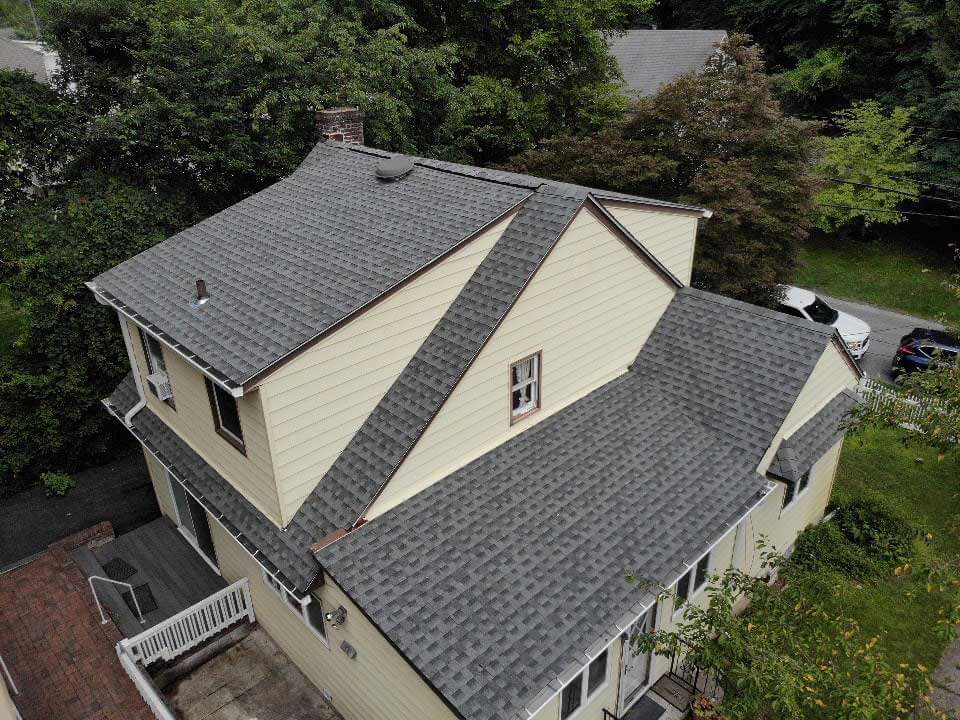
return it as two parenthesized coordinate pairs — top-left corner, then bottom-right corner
(560, 649), (609, 720)
(510, 352), (541, 422)
(673, 551), (711, 619)
(260, 569), (329, 646)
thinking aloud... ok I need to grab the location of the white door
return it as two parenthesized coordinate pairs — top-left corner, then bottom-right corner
(618, 602), (658, 713)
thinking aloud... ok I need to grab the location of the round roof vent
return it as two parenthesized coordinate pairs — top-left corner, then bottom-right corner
(375, 155), (415, 181)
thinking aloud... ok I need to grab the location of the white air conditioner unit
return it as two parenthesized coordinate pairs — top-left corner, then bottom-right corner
(146, 371), (173, 400)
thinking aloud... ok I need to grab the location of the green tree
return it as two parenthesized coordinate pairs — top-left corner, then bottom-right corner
(814, 101), (921, 232)
(509, 36), (816, 306)
(0, 177), (189, 492)
(635, 548), (936, 720)
(0, 69), (74, 206)
(775, 48), (848, 110)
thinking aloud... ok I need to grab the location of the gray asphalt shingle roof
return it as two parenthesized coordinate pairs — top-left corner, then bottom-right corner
(0, 28), (54, 82)
(90, 142), (704, 389)
(290, 187), (586, 538)
(769, 389), (859, 482)
(606, 29), (728, 97)
(312, 287), (846, 720)
(105, 284), (852, 720)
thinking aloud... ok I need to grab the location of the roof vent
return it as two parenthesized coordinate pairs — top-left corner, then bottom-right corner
(375, 156), (415, 181)
(194, 278), (209, 306)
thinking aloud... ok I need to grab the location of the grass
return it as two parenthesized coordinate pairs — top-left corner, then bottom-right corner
(0, 0), (41, 39)
(794, 237), (960, 326)
(0, 285), (22, 357)
(812, 426), (960, 670)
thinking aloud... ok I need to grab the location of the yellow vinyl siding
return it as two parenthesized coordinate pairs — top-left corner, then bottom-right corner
(369, 206), (678, 518)
(143, 450), (176, 522)
(209, 521), (457, 720)
(128, 319), (282, 525)
(603, 202), (700, 285)
(258, 214), (512, 523)
(758, 341), (859, 476)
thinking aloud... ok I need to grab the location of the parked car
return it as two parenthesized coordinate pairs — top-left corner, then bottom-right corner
(777, 286), (872, 360)
(893, 328), (960, 374)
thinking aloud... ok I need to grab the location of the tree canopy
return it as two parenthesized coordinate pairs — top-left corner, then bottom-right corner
(509, 36), (816, 306)
(814, 101), (921, 232)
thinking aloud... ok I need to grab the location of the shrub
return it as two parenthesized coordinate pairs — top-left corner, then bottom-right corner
(42, 471), (75, 497)
(832, 498), (916, 563)
(790, 522), (886, 579)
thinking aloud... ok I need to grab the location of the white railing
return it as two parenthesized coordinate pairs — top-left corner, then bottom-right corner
(0, 653), (22, 720)
(116, 647), (176, 720)
(119, 578), (255, 667)
(88, 575), (145, 625)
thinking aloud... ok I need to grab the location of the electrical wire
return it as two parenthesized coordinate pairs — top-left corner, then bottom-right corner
(816, 176), (960, 206)
(816, 203), (960, 220)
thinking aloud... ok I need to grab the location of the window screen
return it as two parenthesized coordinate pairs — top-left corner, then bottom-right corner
(587, 650), (607, 696)
(560, 674), (583, 719)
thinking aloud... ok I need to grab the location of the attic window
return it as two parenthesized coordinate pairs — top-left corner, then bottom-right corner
(509, 352), (541, 423)
(781, 470), (811, 510)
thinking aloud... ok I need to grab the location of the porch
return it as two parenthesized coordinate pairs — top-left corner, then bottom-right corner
(71, 517), (226, 638)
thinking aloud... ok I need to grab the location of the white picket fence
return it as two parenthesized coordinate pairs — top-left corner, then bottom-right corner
(858, 377), (957, 430)
(116, 647), (176, 720)
(119, 577), (255, 667)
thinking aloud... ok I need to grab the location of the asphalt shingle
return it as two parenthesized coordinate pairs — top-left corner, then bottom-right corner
(769, 389), (859, 482)
(606, 29), (728, 97)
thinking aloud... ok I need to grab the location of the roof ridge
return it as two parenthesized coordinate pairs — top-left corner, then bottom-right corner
(678, 286), (835, 337)
(290, 189), (585, 551)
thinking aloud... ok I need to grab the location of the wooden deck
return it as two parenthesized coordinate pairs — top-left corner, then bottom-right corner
(71, 517), (226, 638)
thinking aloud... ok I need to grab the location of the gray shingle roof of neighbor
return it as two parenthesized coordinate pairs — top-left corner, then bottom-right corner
(313, 287), (852, 720)
(0, 28), (54, 82)
(89, 141), (706, 389)
(606, 29), (728, 97)
(289, 187), (586, 538)
(769, 389), (860, 482)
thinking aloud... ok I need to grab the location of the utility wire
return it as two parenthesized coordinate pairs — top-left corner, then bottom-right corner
(816, 203), (960, 220)
(816, 176), (960, 206)
(886, 174), (960, 193)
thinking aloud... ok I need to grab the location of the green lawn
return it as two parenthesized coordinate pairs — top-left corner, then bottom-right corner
(795, 238), (960, 326)
(0, 285), (22, 357)
(816, 427), (960, 670)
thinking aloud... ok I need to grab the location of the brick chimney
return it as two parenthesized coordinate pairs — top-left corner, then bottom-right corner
(317, 107), (364, 144)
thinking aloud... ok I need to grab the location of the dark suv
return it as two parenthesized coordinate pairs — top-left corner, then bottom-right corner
(893, 328), (960, 374)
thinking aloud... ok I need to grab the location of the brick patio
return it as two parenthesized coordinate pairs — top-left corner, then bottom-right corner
(0, 524), (153, 720)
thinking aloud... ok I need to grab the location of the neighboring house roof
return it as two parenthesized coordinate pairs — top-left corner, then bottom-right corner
(606, 29), (728, 97)
(314, 287), (845, 720)
(0, 28), (57, 83)
(768, 389), (860, 482)
(90, 142), (705, 391)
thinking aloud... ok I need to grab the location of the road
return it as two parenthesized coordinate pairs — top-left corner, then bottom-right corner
(818, 293), (944, 382)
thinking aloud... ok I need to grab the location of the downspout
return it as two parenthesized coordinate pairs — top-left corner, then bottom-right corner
(117, 310), (147, 424)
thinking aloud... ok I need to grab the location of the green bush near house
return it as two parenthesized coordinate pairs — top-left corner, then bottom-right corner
(790, 426), (960, 672)
(41, 470), (75, 496)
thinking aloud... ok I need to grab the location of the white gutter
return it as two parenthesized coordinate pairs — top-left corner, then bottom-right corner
(86, 281), (244, 398)
(520, 481), (776, 719)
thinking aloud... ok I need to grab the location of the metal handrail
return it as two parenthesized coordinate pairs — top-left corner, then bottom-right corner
(88, 575), (145, 625)
(603, 710), (620, 720)
(0, 653), (18, 695)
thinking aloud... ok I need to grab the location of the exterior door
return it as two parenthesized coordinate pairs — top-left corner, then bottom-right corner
(168, 473), (218, 568)
(618, 602), (658, 713)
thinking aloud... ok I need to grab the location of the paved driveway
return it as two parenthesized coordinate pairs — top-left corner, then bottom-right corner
(817, 293), (943, 382)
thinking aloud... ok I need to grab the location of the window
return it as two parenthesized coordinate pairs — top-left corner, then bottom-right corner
(205, 378), (245, 452)
(781, 470), (811, 510)
(139, 328), (175, 408)
(675, 552), (710, 611)
(560, 649), (608, 719)
(587, 650), (607, 695)
(261, 570), (327, 642)
(803, 296), (839, 325)
(510, 352), (541, 423)
(776, 304), (805, 320)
